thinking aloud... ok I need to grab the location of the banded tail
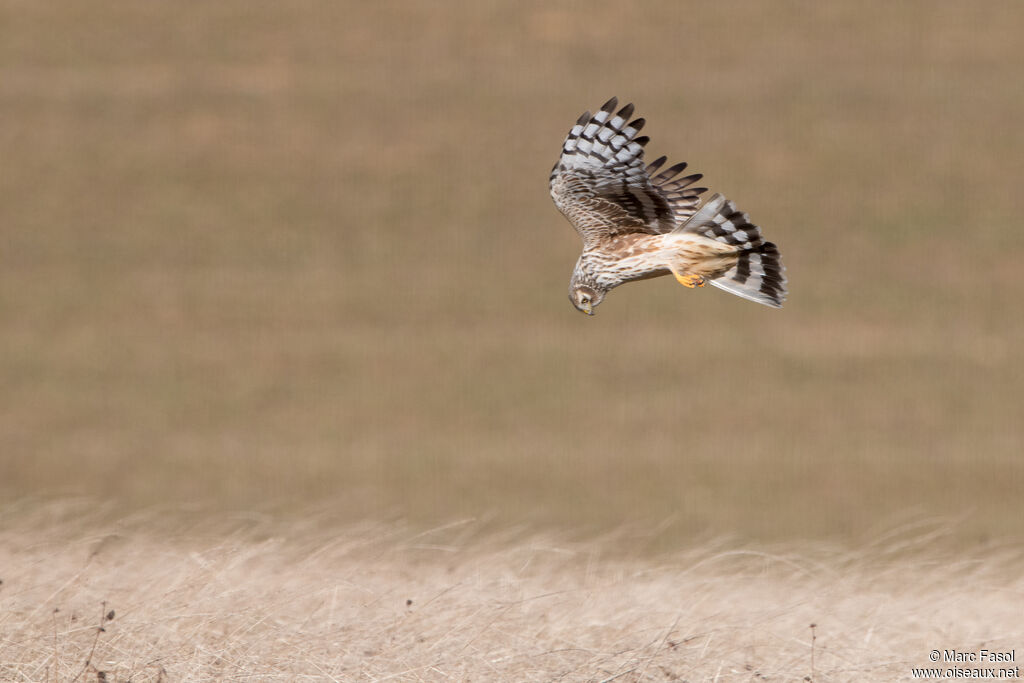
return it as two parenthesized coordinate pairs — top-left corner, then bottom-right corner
(677, 193), (787, 308)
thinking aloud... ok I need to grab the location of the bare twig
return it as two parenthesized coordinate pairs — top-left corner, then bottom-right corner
(69, 601), (108, 683)
(51, 609), (60, 683)
(808, 622), (818, 681)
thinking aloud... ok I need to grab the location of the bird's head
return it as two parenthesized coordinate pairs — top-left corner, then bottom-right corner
(569, 283), (605, 316)
(568, 257), (608, 315)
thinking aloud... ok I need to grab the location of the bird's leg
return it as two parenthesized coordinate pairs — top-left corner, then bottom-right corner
(670, 266), (706, 288)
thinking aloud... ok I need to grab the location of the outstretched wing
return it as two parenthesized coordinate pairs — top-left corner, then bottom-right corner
(549, 97), (707, 247)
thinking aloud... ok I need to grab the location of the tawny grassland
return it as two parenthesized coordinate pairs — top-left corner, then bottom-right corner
(2, 1), (1023, 680)
(3, 507), (1023, 681)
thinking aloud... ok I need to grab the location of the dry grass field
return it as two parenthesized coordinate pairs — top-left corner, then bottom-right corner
(2, 1), (1024, 679)
(3, 507), (1023, 682)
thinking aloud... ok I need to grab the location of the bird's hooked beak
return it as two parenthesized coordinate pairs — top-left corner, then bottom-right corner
(581, 301), (594, 316)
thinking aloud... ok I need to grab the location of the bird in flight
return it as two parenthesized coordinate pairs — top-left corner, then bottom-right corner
(549, 97), (786, 315)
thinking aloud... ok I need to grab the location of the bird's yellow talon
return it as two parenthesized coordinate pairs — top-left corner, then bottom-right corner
(673, 272), (706, 288)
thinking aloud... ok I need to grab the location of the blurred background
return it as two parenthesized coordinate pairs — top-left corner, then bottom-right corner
(2, 1), (1022, 546)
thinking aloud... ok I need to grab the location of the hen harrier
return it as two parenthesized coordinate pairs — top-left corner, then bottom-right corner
(550, 97), (786, 315)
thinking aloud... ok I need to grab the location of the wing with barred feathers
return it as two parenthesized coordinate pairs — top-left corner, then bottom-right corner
(678, 193), (788, 308)
(549, 97), (707, 247)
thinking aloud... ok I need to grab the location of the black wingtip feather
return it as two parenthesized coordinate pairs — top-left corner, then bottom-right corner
(653, 162), (688, 183)
(645, 156), (668, 173)
(633, 135), (650, 147)
(661, 173), (704, 192)
(628, 117), (645, 133)
(600, 97), (618, 113)
(616, 103), (635, 121)
(577, 111), (591, 125)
